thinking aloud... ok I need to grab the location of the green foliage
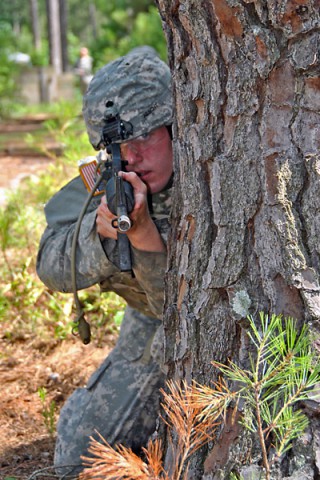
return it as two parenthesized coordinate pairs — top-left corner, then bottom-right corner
(0, 2), (30, 30)
(29, 44), (49, 67)
(193, 313), (320, 480)
(67, 0), (159, 54)
(38, 387), (56, 435)
(92, 5), (167, 68)
(0, 202), (12, 257)
(130, 7), (168, 59)
(82, 312), (320, 480)
(215, 313), (319, 456)
(0, 22), (22, 116)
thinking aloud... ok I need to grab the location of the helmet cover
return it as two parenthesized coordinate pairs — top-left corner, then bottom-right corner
(82, 46), (172, 149)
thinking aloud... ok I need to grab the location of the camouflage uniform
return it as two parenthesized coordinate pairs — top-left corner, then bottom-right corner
(36, 47), (173, 477)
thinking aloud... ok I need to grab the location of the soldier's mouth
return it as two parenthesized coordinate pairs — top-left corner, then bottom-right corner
(137, 171), (151, 179)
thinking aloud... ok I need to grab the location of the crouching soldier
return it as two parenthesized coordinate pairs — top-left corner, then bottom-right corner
(36, 46), (173, 477)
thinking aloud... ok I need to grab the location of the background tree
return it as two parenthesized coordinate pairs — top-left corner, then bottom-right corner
(29, 0), (47, 101)
(59, 0), (69, 72)
(46, 0), (62, 73)
(156, 0), (320, 478)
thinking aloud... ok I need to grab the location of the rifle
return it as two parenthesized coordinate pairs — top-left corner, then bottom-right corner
(71, 112), (134, 344)
(100, 143), (134, 272)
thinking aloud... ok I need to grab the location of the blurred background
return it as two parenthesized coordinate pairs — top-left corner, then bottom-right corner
(0, 0), (167, 111)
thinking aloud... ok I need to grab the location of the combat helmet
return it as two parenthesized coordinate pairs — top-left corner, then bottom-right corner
(82, 46), (173, 150)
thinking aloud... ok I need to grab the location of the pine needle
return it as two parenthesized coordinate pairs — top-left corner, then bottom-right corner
(80, 432), (150, 480)
(78, 312), (320, 480)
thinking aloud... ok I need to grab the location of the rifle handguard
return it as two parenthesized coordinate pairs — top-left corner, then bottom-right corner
(106, 175), (134, 217)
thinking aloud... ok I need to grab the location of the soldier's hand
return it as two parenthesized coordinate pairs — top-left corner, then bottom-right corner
(119, 171), (165, 253)
(96, 196), (118, 240)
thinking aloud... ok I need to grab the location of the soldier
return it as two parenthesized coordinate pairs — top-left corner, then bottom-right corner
(36, 46), (173, 477)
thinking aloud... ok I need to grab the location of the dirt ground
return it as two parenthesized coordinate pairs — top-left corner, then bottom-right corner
(0, 116), (63, 206)
(0, 335), (116, 480)
(0, 120), (117, 479)
(0, 155), (52, 206)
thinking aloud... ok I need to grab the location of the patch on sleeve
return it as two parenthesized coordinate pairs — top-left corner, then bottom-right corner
(78, 157), (105, 195)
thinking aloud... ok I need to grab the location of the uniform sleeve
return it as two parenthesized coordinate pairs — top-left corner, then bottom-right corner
(36, 176), (118, 293)
(37, 175), (170, 317)
(131, 247), (167, 318)
(37, 210), (118, 292)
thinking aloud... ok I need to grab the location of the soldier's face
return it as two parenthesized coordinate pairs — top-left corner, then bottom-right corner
(120, 126), (173, 193)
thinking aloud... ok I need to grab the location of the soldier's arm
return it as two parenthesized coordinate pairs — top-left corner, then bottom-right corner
(36, 211), (118, 292)
(131, 247), (167, 318)
(123, 171), (168, 317)
(36, 177), (118, 292)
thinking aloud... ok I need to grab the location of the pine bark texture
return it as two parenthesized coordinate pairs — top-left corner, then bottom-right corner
(156, 0), (320, 478)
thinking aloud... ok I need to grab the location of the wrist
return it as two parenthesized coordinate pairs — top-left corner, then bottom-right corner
(127, 220), (165, 252)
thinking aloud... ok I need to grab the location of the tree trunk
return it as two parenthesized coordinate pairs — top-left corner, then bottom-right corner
(30, 0), (41, 51)
(156, 0), (320, 478)
(59, 0), (69, 72)
(46, 0), (62, 74)
(89, 1), (98, 40)
(29, 0), (47, 102)
(45, 0), (62, 101)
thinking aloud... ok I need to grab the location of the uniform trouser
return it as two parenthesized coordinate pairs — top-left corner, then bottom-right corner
(54, 306), (164, 478)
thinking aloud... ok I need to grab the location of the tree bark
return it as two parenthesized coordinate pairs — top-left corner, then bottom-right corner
(29, 0), (47, 102)
(46, 0), (62, 74)
(89, 1), (98, 40)
(59, 0), (69, 72)
(156, 0), (320, 478)
(30, 0), (41, 51)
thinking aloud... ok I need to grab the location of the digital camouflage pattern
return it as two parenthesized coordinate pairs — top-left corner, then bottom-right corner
(54, 307), (164, 477)
(82, 46), (173, 149)
(36, 175), (171, 477)
(36, 45), (173, 477)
